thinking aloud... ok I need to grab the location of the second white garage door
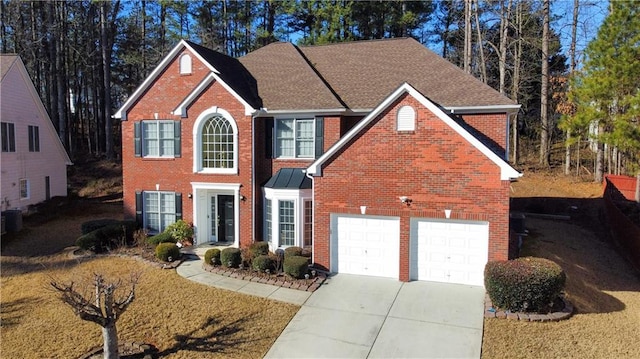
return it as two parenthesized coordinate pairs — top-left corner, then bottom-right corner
(331, 214), (400, 279)
(410, 219), (489, 286)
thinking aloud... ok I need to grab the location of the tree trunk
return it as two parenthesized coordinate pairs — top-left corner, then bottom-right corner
(539, 0), (550, 166)
(101, 2), (114, 159)
(473, 0), (487, 83)
(498, 0), (512, 95)
(566, 0), (579, 175)
(102, 323), (119, 359)
(464, 0), (472, 74)
(55, 2), (67, 150)
(595, 135), (604, 183)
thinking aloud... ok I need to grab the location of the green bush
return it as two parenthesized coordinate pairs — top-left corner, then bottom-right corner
(250, 241), (269, 258)
(204, 248), (221, 266)
(147, 231), (177, 246)
(301, 248), (312, 258)
(284, 246), (303, 258)
(284, 255), (309, 279)
(155, 242), (180, 262)
(221, 247), (242, 268)
(81, 219), (120, 234)
(485, 257), (566, 312)
(166, 220), (194, 242)
(75, 221), (138, 253)
(253, 254), (275, 272)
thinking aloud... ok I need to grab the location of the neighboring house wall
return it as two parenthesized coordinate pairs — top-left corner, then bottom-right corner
(312, 94), (511, 280)
(0, 56), (70, 211)
(121, 49), (253, 245)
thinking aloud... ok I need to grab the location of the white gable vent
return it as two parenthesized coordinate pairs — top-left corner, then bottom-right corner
(179, 54), (192, 75)
(397, 105), (416, 131)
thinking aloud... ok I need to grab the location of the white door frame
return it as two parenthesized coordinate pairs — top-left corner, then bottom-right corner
(191, 182), (241, 247)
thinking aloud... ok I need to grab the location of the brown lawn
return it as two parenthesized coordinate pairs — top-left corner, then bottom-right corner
(481, 172), (640, 358)
(0, 201), (298, 358)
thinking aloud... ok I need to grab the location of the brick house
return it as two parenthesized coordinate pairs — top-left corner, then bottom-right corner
(115, 38), (521, 286)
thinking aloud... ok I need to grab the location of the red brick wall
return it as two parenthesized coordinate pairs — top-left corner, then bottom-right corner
(312, 94), (511, 281)
(121, 48), (254, 247)
(460, 113), (508, 155)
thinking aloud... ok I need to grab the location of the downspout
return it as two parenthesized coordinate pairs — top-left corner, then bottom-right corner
(305, 170), (315, 266)
(505, 113), (511, 162)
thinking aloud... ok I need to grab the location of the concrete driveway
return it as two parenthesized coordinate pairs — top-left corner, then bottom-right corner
(265, 274), (485, 359)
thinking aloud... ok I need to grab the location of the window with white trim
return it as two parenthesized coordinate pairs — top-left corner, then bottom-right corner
(19, 178), (29, 199)
(143, 191), (177, 233)
(28, 125), (40, 152)
(202, 115), (234, 169)
(397, 105), (416, 131)
(279, 200), (295, 246)
(134, 120), (180, 158)
(179, 54), (192, 75)
(276, 118), (314, 158)
(265, 199), (272, 243)
(1, 122), (15, 152)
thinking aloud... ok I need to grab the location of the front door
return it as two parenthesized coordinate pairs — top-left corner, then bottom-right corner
(217, 195), (234, 242)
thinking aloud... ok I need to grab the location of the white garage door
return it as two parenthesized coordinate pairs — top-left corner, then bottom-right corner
(410, 219), (489, 286)
(331, 214), (400, 279)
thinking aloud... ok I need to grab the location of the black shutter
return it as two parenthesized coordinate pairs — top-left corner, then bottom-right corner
(134, 122), (142, 157)
(28, 126), (34, 152)
(135, 191), (143, 227)
(175, 193), (183, 220)
(34, 126), (39, 152)
(315, 117), (324, 158)
(174, 121), (181, 158)
(265, 118), (274, 158)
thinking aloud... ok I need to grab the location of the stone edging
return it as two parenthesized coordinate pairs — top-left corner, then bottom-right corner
(202, 262), (327, 292)
(484, 294), (574, 322)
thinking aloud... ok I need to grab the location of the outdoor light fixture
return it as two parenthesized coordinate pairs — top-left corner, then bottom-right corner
(399, 196), (412, 205)
(187, 193), (193, 199)
(445, 209), (452, 219)
(239, 195), (246, 201)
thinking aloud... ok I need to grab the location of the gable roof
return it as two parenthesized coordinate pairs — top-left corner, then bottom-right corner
(241, 38), (518, 112)
(299, 38), (516, 110)
(0, 54), (72, 165)
(0, 54), (17, 80)
(307, 83), (521, 181)
(239, 42), (346, 112)
(114, 40), (260, 120)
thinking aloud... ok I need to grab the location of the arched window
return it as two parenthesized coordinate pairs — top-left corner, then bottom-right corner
(202, 116), (234, 169)
(397, 105), (416, 131)
(193, 107), (238, 174)
(179, 54), (192, 75)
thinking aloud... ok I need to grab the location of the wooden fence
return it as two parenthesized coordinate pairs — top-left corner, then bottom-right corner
(603, 175), (640, 269)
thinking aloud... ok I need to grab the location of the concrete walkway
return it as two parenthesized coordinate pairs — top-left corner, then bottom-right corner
(265, 274), (486, 359)
(176, 252), (312, 306)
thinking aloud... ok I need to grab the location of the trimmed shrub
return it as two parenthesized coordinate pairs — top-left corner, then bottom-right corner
(155, 242), (180, 262)
(241, 247), (253, 268)
(284, 255), (309, 279)
(204, 248), (221, 266)
(81, 219), (120, 235)
(284, 246), (303, 258)
(250, 241), (269, 258)
(301, 248), (312, 258)
(485, 257), (566, 312)
(253, 254), (275, 272)
(221, 247), (242, 268)
(166, 219), (194, 242)
(147, 231), (177, 246)
(75, 221), (138, 253)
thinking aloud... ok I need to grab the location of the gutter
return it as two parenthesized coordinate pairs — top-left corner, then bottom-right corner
(305, 169), (316, 266)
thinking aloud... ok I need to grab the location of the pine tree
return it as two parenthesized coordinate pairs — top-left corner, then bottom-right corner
(567, 1), (640, 181)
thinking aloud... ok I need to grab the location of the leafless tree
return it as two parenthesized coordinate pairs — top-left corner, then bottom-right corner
(50, 272), (140, 359)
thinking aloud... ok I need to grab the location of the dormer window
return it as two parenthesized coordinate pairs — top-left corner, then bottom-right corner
(397, 105), (416, 131)
(179, 54), (192, 75)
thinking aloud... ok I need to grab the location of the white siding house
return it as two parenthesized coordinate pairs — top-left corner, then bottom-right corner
(1, 55), (72, 211)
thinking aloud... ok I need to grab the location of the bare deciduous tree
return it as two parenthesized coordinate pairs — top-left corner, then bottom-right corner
(50, 272), (140, 359)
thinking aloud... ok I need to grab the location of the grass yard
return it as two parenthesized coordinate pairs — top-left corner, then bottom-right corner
(481, 172), (640, 358)
(0, 201), (298, 358)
